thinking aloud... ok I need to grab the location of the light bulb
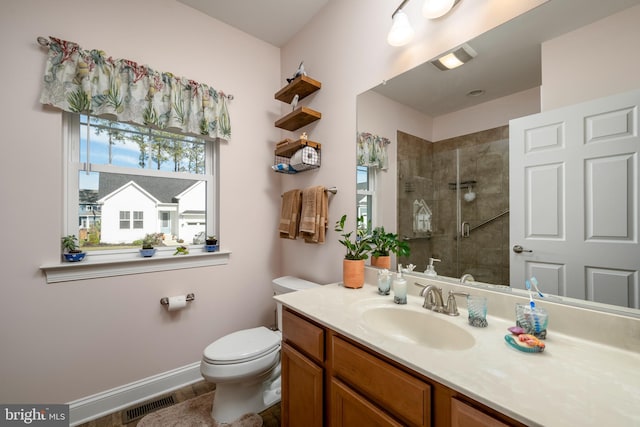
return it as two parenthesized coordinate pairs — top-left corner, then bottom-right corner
(423, 0), (456, 19)
(387, 9), (414, 46)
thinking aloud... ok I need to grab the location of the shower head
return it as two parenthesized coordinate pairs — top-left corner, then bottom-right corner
(464, 186), (476, 202)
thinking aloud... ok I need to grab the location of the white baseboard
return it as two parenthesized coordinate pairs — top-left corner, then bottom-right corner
(68, 361), (202, 426)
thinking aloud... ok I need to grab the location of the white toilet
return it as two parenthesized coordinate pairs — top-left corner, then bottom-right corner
(200, 276), (320, 423)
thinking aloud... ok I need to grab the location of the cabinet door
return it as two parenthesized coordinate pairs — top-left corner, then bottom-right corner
(281, 342), (323, 427)
(451, 398), (509, 427)
(331, 378), (404, 427)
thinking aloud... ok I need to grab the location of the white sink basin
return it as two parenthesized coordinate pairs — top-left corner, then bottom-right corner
(361, 306), (476, 351)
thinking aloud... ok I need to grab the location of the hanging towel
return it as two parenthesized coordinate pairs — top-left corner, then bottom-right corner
(301, 186), (328, 244)
(306, 186), (328, 244)
(279, 189), (301, 239)
(299, 186), (320, 234)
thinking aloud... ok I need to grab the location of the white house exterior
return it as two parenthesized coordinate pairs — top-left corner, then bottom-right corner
(98, 181), (160, 244)
(96, 174), (204, 244)
(175, 181), (206, 245)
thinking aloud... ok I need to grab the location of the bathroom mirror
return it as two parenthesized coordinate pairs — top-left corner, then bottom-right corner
(357, 0), (640, 316)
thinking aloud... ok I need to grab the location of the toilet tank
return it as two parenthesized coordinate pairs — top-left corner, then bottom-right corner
(272, 276), (320, 330)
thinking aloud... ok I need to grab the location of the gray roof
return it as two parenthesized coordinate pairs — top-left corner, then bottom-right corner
(97, 173), (199, 203)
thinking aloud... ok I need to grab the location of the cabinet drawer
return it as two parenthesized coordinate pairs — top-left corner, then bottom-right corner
(331, 378), (404, 427)
(282, 308), (324, 364)
(331, 335), (431, 427)
(451, 398), (509, 427)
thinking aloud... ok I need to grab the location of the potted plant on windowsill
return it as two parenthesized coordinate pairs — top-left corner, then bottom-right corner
(61, 234), (85, 262)
(335, 214), (371, 289)
(205, 235), (218, 252)
(139, 233), (158, 257)
(370, 226), (411, 269)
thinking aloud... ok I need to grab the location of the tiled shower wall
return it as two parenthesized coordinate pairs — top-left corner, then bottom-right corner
(397, 126), (510, 285)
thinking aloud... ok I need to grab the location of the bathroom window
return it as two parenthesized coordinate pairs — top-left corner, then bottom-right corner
(356, 165), (377, 229)
(62, 112), (218, 260)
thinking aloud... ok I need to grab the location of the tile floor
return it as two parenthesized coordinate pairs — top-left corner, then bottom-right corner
(77, 380), (281, 427)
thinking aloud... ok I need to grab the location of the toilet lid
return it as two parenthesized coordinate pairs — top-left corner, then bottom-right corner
(203, 326), (281, 364)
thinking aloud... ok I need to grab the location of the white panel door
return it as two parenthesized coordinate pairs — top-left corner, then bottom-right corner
(510, 90), (640, 308)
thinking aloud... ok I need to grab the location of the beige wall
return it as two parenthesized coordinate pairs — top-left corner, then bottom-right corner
(0, 0), (281, 403)
(541, 4), (640, 110)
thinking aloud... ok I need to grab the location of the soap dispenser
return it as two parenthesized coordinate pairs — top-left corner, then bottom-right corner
(393, 264), (407, 304)
(424, 258), (441, 277)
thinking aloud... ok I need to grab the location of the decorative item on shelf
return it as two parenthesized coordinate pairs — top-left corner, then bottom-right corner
(204, 235), (219, 252)
(370, 226), (411, 269)
(139, 233), (160, 257)
(286, 61), (306, 84)
(61, 234), (85, 262)
(300, 132), (308, 141)
(335, 214), (371, 289)
(291, 94), (299, 110)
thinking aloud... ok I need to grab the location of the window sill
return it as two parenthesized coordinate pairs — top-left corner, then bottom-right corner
(41, 247), (231, 283)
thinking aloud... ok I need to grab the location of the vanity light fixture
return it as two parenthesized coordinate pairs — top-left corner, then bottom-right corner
(422, 0), (459, 19)
(388, 0), (461, 46)
(430, 43), (477, 70)
(387, 0), (415, 46)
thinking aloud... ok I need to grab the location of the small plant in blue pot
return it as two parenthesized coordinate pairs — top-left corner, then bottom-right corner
(139, 233), (159, 257)
(61, 234), (86, 262)
(205, 235), (218, 252)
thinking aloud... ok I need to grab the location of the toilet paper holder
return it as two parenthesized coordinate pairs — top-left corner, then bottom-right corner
(160, 293), (195, 306)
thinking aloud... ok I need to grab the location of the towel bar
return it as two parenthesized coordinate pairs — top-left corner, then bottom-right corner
(281, 187), (337, 197)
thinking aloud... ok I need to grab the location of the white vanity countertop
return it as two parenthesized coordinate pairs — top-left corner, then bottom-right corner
(275, 282), (640, 427)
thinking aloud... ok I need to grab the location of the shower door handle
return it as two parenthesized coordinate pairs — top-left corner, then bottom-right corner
(460, 222), (470, 238)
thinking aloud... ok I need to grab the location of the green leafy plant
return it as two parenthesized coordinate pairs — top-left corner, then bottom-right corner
(174, 245), (189, 256)
(334, 214), (371, 260)
(206, 235), (218, 245)
(370, 226), (410, 258)
(61, 234), (81, 253)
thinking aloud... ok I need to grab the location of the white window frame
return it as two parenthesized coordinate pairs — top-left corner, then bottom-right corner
(41, 113), (229, 283)
(356, 165), (379, 230)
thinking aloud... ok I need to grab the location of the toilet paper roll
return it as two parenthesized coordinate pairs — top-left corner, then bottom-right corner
(167, 295), (187, 311)
(290, 146), (319, 167)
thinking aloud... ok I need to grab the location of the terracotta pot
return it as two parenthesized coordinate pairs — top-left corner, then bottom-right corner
(370, 255), (391, 270)
(343, 259), (365, 289)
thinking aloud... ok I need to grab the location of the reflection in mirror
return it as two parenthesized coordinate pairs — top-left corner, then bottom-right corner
(356, 0), (640, 314)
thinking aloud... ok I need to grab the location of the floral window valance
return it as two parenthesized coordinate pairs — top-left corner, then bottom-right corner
(357, 132), (390, 170)
(39, 36), (231, 141)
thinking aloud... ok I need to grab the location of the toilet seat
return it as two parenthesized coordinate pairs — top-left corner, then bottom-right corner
(203, 326), (281, 365)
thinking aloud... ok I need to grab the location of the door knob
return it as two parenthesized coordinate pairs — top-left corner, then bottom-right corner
(513, 245), (533, 254)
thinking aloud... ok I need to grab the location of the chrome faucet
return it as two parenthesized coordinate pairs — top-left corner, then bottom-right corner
(445, 291), (470, 316)
(460, 273), (475, 284)
(420, 285), (445, 312)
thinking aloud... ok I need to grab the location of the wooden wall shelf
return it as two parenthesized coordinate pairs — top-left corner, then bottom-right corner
(275, 75), (322, 104)
(275, 107), (321, 131)
(275, 139), (322, 158)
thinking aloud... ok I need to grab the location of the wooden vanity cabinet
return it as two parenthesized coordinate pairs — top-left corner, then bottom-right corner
(281, 307), (526, 427)
(281, 308), (325, 427)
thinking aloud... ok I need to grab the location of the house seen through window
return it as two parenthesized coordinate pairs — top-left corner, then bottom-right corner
(66, 113), (217, 255)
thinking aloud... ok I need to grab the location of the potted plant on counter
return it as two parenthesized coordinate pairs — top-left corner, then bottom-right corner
(335, 214), (371, 289)
(370, 226), (411, 269)
(61, 234), (86, 262)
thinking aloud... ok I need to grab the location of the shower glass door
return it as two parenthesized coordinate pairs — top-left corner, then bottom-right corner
(397, 128), (510, 284)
